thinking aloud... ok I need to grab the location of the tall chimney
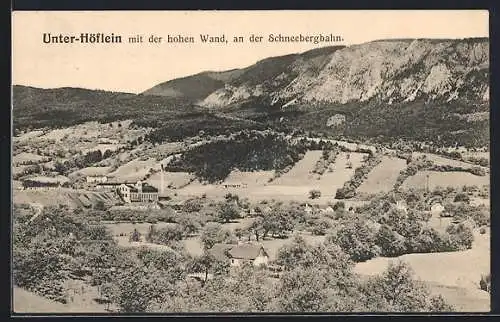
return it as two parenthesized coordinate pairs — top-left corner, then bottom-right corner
(160, 163), (164, 195)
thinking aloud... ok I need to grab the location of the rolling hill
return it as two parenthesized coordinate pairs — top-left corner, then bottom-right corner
(12, 85), (194, 130)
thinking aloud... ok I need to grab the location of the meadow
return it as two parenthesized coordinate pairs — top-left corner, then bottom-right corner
(401, 171), (489, 190)
(357, 156), (407, 194)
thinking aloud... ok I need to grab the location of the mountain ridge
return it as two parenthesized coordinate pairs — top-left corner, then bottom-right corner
(142, 37), (488, 110)
(12, 37), (490, 147)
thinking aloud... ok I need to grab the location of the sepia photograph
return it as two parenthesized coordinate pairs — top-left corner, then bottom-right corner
(11, 10), (490, 314)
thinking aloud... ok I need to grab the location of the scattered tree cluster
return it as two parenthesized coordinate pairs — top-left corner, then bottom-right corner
(311, 148), (340, 175)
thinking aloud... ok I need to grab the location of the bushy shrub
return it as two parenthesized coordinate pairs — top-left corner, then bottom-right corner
(453, 193), (470, 203)
(328, 219), (378, 262)
(480, 274), (491, 292)
(375, 225), (406, 257)
(129, 228), (141, 242)
(446, 223), (474, 250)
(147, 224), (184, 245)
(470, 166), (486, 176)
(309, 190), (321, 199)
(309, 219), (331, 236)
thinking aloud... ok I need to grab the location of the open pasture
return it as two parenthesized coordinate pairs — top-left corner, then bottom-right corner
(412, 152), (485, 169)
(357, 156), (407, 194)
(13, 189), (118, 208)
(318, 152), (367, 195)
(401, 171), (489, 190)
(108, 157), (159, 182)
(272, 150), (323, 186)
(147, 171), (194, 190)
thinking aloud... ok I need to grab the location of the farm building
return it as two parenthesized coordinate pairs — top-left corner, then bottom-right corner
(86, 175), (108, 184)
(118, 181), (159, 203)
(210, 243), (270, 267)
(95, 182), (122, 191)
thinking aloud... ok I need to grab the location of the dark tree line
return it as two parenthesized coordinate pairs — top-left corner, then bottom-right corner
(165, 132), (309, 183)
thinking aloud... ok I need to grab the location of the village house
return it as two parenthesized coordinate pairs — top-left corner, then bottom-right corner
(395, 200), (408, 213)
(430, 201), (445, 217)
(210, 243), (270, 267)
(86, 175), (108, 184)
(118, 180), (159, 203)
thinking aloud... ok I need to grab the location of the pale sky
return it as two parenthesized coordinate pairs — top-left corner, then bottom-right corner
(12, 10), (489, 94)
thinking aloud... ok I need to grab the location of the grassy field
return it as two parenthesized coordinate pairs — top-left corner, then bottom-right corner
(83, 143), (124, 155)
(108, 157), (159, 182)
(13, 285), (109, 313)
(461, 151), (489, 160)
(173, 150), (369, 204)
(25, 175), (70, 184)
(223, 170), (275, 187)
(69, 166), (112, 178)
(272, 150), (323, 186)
(221, 217), (256, 231)
(401, 171), (489, 190)
(14, 121), (148, 166)
(146, 171), (194, 190)
(13, 152), (48, 165)
(14, 130), (44, 143)
(13, 287), (74, 313)
(13, 165), (31, 177)
(13, 189), (119, 208)
(357, 156), (406, 194)
(412, 152), (485, 169)
(353, 230), (490, 312)
(426, 282), (490, 312)
(318, 152), (367, 196)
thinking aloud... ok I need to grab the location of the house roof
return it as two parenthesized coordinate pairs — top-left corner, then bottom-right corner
(209, 243), (269, 261)
(228, 244), (268, 260)
(142, 184), (158, 193)
(125, 184), (138, 192)
(209, 244), (233, 262)
(113, 182), (159, 193)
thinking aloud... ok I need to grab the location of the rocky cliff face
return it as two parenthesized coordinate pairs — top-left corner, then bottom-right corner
(145, 38), (488, 109)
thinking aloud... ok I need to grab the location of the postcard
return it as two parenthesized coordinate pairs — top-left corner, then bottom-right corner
(11, 10), (490, 314)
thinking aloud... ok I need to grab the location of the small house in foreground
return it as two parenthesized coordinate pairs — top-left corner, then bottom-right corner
(210, 243), (270, 267)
